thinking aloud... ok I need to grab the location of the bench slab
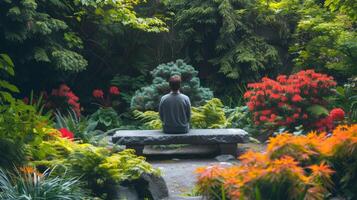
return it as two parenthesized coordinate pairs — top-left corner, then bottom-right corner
(112, 129), (248, 145)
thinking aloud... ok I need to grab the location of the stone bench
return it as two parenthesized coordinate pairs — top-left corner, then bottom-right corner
(111, 129), (249, 156)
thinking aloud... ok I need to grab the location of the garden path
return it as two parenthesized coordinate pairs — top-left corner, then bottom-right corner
(147, 143), (264, 199)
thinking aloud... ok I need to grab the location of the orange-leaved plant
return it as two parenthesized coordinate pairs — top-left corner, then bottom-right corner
(196, 124), (357, 200)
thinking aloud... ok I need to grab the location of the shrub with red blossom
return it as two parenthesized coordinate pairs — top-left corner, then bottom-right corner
(92, 86), (121, 108)
(23, 84), (81, 116)
(244, 70), (339, 132)
(48, 84), (81, 116)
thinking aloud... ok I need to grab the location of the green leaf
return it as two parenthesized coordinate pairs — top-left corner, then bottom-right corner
(307, 105), (329, 116)
(0, 80), (19, 93)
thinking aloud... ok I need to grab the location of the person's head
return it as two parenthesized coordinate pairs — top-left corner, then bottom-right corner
(169, 75), (181, 92)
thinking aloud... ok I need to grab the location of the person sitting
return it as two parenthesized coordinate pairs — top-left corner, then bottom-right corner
(159, 75), (191, 134)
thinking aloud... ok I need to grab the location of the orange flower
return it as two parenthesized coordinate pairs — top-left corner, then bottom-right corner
(19, 166), (43, 177)
(308, 162), (334, 178)
(239, 150), (268, 165)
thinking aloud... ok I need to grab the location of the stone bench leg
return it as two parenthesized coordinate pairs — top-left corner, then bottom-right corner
(219, 143), (237, 157)
(127, 145), (144, 156)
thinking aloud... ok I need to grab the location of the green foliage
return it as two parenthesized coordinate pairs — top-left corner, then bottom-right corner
(333, 77), (357, 123)
(133, 110), (162, 130)
(89, 107), (121, 131)
(51, 50), (88, 72)
(0, 167), (87, 200)
(111, 75), (146, 106)
(325, 0), (357, 20)
(287, 0), (357, 77)
(35, 137), (159, 198)
(134, 98), (255, 129)
(0, 101), (50, 170)
(225, 105), (258, 134)
(166, 0), (281, 81)
(0, 54), (18, 103)
(191, 98), (229, 129)
(131, 59), (213, 111)
(0, 0), (87, 72)
(79, 0), (168, 33)
(55, 110), (104, 144)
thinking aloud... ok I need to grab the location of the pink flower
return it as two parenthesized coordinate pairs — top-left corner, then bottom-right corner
(109, 86), (120, 95)
(92, 89), (104, 98)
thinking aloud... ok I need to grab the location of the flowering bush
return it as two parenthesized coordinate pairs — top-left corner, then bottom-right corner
(244, 70), (338, 132)
(92, 86), (120, 108)
(196, 124), (357, 200)
(47, 84), (81, 116)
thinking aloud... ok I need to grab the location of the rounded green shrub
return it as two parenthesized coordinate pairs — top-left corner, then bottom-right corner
(131, 59), (213, 111)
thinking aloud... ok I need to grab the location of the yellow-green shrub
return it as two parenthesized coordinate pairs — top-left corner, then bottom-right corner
(134, 98), (230, 129)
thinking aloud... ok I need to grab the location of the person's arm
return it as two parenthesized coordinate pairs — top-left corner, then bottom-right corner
(185, 97), (191, 121)
(159, 98), (164, 121)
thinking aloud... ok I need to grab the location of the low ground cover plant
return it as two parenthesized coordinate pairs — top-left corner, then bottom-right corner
(196, 124), (357, 200)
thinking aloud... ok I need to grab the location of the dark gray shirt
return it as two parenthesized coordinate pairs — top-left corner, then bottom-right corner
(159, 92), (191, 134)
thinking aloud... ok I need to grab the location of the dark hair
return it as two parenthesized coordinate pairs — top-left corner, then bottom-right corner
(169, 75), (181, 91)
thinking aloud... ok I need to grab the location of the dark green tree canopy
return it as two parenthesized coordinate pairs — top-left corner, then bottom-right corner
(166, 0), (282, 81)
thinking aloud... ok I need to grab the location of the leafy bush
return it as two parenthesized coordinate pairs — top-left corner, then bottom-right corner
(34, 135), (159, 198)
(89, 107), (121, 131)
(224, 106), (259, 135)
(244, 70), (339, 132)
(191, 98), (229, 129)
(290, 0), (357, 77)
(0, 167), (87, 200)
(196, 124), (357, 200)
(0, 101), (50, 170)
(333, 77), (357, 123)
(0, 102), (158, 198)
(131, 60), (213, 111)
(55, 110), (104, 144)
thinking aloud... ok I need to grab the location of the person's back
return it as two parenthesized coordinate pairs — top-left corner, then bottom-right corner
(159, 75), (191, 134)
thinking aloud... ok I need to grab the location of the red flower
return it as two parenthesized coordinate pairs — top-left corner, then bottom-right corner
(259, 116), (268, 121)
(261, 110), (271, 115)
(109, 86), (120, 95)
(58, 128), (74, 140)
(245, 70), (336, 129)
(291, 94), (303, 102)
(329, 108), (345, 121)
(93, 89), (104, 98)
